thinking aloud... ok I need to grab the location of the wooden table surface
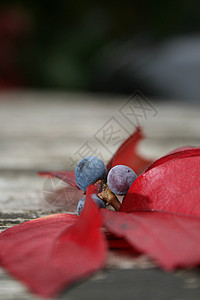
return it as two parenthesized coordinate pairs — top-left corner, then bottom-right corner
(0, 91), (199, 299)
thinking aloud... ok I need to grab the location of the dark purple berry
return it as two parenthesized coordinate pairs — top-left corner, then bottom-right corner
(107, 165), (137, 195)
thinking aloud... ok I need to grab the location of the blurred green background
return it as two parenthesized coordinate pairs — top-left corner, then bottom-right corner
(0, 0), (200, 100)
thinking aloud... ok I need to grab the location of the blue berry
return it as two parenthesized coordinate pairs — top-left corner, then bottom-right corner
(75, 156), (107, 191)
(77, 196), (85, 215)
(77, 194), (106, 214)
(92, 194), (106, 209)
(107, 165), (137, 195)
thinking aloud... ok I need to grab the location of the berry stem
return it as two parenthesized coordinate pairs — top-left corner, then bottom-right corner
(98, 184), (121, 211)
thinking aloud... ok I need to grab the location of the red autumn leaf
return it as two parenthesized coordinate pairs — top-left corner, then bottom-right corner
(106, 127), (152, 174)
(0, 213), (77, 297)
(39, 171), (77, 188)
(105, 231), (132, 250)
(145, 148), (200, 173)
(120, 155), (200, 216)
(168, 146), (198, 155)
(102, 209), (200, 270)
(0, 186), (107, 298)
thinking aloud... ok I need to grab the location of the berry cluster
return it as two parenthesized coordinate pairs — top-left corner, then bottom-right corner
(75, 156), (137, 214)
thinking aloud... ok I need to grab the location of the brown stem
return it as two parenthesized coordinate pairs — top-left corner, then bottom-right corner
(98, 184), (121, 211)
(94, 179), (104, 193)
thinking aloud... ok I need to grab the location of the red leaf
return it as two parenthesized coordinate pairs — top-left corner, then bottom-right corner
(105, 231), (132, 250)
(39, 171), (77, 188)
(0, 214), (77, 297)
(168, 146), (198, 155)
(120, 156), (200, 216)
(145, 148), (200, 173)
(106, 127), (152, 174)
(102, 209), (200, 270)
(0, 186), (107, 298)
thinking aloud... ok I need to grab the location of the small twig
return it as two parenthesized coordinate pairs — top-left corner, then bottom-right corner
(98, 183), (121, 211)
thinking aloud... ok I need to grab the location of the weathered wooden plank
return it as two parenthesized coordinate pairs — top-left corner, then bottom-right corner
(0, 92), (199, 171)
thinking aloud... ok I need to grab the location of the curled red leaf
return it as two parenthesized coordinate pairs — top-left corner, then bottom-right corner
(145, 148), (200, 173)
(168, 146), (198, 155)
(105, 231), (132, 250)
(107, 127), (152, 174)
(0, 214), (77, 297)
(120, 155), (200, 216)
(102, 209), (200, 270)
(0, 186), (107, 298)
